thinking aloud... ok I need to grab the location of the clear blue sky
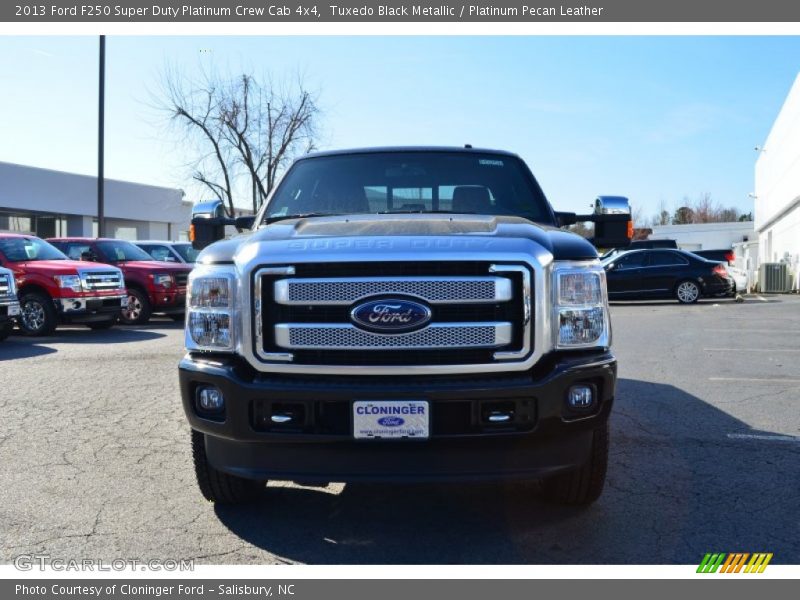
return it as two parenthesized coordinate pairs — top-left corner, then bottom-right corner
(1, 36), (799, 218)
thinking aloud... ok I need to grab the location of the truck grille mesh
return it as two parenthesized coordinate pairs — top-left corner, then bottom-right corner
(257, 261), (529, 367)
(279, 323), (509, 350)
(280, 277), (501, 304)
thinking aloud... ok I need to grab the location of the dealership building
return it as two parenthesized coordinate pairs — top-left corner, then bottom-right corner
(755, 72), (800, 284)
(0, 161), (192, 241)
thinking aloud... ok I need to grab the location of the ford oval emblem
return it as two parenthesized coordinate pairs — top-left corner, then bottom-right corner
(351, 298), (432, 333)
(377, 416), (405, 427)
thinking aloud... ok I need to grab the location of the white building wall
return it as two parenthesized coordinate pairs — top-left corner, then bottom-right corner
(0, 161), (190, 238)
(649, 222), (755, 252)
(755, 72), (800, 282)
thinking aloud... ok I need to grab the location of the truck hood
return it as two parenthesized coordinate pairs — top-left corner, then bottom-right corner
(198, 214), (599, 265)
(112, 261), (193, 273)
(16, 260), (121, 275)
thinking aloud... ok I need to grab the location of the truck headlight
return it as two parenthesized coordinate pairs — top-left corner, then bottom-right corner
(152, 273), (174, 289)
(55, 274), (83, 293)
(552, 262), (610, 349)
(186, 267), (236, 351)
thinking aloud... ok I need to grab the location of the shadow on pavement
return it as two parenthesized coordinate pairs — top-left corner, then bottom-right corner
(212, 378), (800, 564)
(0, 340), (58, 361)
(3, 326), (166, 353)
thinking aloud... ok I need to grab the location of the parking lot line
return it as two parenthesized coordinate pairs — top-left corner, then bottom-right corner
(709, 376), (800, 384)
(704, 347), (800, 353)
(727, 433), (800, 443)
(703, 328), (800, 334)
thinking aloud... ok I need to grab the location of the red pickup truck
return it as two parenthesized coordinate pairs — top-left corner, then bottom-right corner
(0, 234), (127, 335)
(49, 238), (192, 325)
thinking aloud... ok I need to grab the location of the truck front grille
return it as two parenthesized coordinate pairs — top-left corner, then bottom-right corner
(256, 261), (532, 368)
(0, 274), (10, 297)
(80, 271), (122, 291)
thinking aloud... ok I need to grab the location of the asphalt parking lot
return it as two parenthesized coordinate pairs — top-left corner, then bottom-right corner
(1, 295), (799, 565)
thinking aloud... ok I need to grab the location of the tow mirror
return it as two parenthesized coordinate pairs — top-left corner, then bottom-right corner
(557, 197), (633, 250)
(592, 196), (633, 249)
(191, 199), (228, 250)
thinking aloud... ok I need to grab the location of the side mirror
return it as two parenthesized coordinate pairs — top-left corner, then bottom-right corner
(190, 199), (229, 250)
(591, 196), (633, 249)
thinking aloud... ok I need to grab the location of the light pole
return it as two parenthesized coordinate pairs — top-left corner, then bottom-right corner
(97, 35), (105, 238)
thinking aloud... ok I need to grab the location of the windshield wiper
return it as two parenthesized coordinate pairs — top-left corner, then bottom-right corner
(265, 212), (342, 224)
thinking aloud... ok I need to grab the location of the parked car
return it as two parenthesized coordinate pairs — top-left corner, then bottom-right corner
(135, 241), (199, 264)
(48, 238), (192, 325)
(603, 248), (735, 303)
(601, 238), (677, 261)
(0, 266), (21, 341)
(693, 249), (735, 265)
(0, 234), (126, 335)
(180, 146), (635, 506)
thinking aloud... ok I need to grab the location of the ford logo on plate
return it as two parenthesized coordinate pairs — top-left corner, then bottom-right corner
(351, 298), (432, 333)
(377, 416), (405, 427)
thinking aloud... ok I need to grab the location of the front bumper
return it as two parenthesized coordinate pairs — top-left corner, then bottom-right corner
(179, 351), (616, 483)
(0, 297), (20, 322)
(150, 289), (186, 314)
(56, 293), (127, 323)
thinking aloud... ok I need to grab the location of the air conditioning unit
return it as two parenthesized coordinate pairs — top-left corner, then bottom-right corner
(759, 263), (792, 293)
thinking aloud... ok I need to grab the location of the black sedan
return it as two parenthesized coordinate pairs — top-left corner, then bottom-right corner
(602, 249), (735, 304)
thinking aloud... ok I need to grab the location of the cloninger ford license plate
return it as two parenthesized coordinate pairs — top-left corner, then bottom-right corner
(353, 400), (429, 440)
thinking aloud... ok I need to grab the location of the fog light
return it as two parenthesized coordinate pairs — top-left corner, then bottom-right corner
(567, 384), (595, 409)
(197, 386), (224, 412)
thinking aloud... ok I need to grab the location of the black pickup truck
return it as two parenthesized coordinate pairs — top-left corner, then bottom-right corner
(182, 147), (632, 506)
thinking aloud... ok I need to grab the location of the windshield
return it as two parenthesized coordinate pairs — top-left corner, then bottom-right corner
(0, 236), (68, 262)
(263, 151), (552, 224)
(97, 240), (153, 263)
(172, 243), (199, 263)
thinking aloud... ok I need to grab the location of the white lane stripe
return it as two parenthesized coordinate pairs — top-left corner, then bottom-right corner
(703, 329), (800, 333)
(709, 376), (800, 383)
(727, 433), (800, 443)
(704, 347), (800, 353)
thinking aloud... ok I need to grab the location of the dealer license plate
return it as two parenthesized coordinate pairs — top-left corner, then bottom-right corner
(353, 400), (429, 440)
(8, 305), (20, 317)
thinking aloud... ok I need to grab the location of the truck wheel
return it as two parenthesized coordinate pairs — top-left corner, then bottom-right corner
(0, 321), (12, 341)
(119, 289), (152, 325)
(87, 318), (116, 330)
(191, 430), (260, 504)
(675, 280), (700, 304)
(541, 422), (609, 506)
(18, 292), (58, 336)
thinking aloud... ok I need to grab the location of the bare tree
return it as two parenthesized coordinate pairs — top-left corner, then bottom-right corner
(159, 66), (320, 217)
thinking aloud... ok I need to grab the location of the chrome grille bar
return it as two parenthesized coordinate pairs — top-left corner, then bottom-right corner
(274, 322), (512, 351)
(274, 276), (512, 305)
(80, 271), (122, 291)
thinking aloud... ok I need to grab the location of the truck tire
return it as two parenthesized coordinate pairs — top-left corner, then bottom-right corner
(87, 318), (116, 330)
(18, 292), (58, 336)
(0, 321), (12, 341)
(119, 288), (152, 325)
(191, 430), (260, 504)
(541, 422), (609, 506)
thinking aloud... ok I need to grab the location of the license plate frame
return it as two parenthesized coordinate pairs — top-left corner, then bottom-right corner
(353, 400), (430, 440)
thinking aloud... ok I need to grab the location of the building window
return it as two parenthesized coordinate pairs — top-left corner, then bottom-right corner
(0, 210), (67, 237)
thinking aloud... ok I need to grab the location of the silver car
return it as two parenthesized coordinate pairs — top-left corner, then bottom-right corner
(134, 241), (199, 265)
